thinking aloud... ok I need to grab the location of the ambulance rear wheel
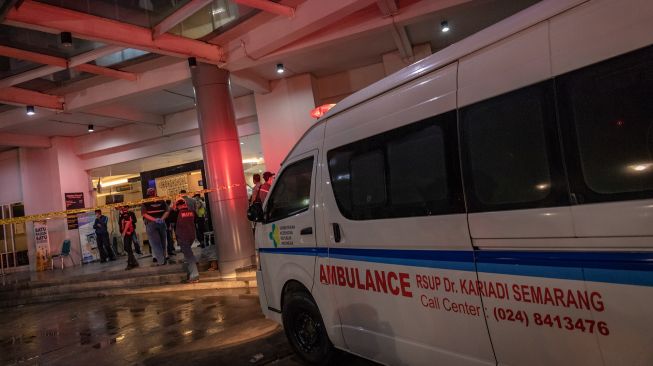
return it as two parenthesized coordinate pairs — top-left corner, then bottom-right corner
(282, 290), (334, 365)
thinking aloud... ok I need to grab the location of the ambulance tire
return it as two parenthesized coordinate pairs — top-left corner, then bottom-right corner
(282, 290), (334, 365)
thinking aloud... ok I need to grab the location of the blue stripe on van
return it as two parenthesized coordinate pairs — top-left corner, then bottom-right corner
(328, 248), (476, 272)
(258, 247), (653, 287)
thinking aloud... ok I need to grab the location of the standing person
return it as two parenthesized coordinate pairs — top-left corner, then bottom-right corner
(118, 205), (139, 270)
(259, 171), (275, 203)
(175, 199), (199, 283)
(179, 189), (197, 213)
(193, 193), (207, 247)
(142, 188), (170, 265)
(249, 174), (261, 204)
(93, 209), (115, 263)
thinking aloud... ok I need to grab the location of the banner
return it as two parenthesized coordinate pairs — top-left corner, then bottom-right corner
(34, 220), (51, 271)
(77, 212), (99, 263)
(65, 192), (85, 230)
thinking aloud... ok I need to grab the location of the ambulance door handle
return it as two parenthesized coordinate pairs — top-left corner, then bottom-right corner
(332, 223), (341, 243)
(300, 227), (313, 235)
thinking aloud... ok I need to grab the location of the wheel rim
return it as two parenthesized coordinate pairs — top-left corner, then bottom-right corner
(293, 311), (321, 353)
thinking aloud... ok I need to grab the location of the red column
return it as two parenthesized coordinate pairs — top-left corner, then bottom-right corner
(190, 63), (254, 276)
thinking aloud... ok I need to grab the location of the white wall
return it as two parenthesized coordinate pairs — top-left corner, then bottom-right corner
(20, 138), (91, 270)
(0, 149), (22, 205)
(255, 74), (318, 172)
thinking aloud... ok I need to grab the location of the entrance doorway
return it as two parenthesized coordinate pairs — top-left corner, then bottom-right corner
(1, 203), (29, 274)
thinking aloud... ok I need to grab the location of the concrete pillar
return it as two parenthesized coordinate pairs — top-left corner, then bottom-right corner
(254, 73), (318, 173)
(19, 137), (92, 271)
(190, 63), (254, 276)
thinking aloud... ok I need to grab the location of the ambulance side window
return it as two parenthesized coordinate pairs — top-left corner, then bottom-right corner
(328, 111), (463, 220)
(266, 157), (314, 223)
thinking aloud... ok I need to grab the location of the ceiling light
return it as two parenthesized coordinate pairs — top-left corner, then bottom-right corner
(441, 21), (450, 33)
(212, 8), (226, 15)
(88, 124), (94, 132)
(188, 57), (197, 69)
(60, 32), (73, 47)
(629, 162), (653, 172)
(276, 63), (285, 74)
(26, 105), (35, 116)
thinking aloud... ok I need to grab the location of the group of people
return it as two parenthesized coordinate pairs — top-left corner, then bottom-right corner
(93, 188), (208, 283)
(249, 172), (275, 206)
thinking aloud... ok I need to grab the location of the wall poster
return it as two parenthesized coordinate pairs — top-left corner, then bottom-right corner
(34, 220), (51, 271)
(65, 192), (85, 230)
(77, 212), (99, 263)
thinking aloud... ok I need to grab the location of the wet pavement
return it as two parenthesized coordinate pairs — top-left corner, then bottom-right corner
(0, 288), (377, 366)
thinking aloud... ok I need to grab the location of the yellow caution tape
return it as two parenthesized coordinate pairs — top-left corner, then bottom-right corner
(0, 185), (243, 226)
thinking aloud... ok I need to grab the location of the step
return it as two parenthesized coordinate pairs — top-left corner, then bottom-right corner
(0, 262), (187, 292)
(0, 272), (187, 299)
(0, 277), (257, 307)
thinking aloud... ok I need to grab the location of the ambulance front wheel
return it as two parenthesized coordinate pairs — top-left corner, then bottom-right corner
(282, 290), (334, 365)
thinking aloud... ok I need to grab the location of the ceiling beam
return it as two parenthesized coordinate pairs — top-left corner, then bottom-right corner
(0, 0), (21, 22)
(230, 70), (270, 94)
(0, 44), (137, 82)
(0, 45), (125, 88)
(376, 0), (398, 16)
(390, 24), (413, 58)
(0, 65), (62, 89)
(223, 0), (377, 69)
(64, 61), (191, 111)
(376, 0), (413, 58)
(0, 87), (64, 110)
(152, 0), (213, 39)
(234, 0), (295, 18)
(68, 45), (124, 67)
(80, 106), (165, 126)
(74, 64), (137, 81)
(231, 0), (469, 71)
(0, 132), (51, 148)
(0, 44), (67, 67)
(5, 0), (224, 64)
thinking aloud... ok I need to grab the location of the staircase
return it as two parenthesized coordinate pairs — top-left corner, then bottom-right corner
(0, 260), (256, 307)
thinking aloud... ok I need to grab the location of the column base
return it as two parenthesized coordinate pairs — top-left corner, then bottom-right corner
(219, 256), (254, 278)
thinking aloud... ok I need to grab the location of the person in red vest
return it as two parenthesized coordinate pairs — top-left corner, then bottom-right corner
(118, 205), (139, 270)
(175, 199), (199, 283)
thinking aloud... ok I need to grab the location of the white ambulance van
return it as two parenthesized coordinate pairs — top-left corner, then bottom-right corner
(253, 0), (653, 364)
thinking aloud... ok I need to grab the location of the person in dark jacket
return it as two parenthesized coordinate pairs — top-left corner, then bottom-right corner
(175, 199), (199, 283)
(142, 188), (170, 265)
(165, 199), (177, 257)
(93, 209), (115, 263)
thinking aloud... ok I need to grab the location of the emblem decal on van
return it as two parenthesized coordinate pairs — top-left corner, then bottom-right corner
(269, 224), (280, 248)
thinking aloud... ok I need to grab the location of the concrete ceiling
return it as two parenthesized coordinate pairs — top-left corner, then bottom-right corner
(0, 0), (541, 146)
(89, 132), (264, 178)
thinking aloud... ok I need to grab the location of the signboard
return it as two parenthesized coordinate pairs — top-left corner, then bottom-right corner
(34, 220), (51, 271)
(65, 192), (85, 230)
(77, 212), (99, 263)
(155, 173), (189, 197)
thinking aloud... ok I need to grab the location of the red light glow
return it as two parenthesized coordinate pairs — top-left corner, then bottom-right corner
(310, 104), (336, 119)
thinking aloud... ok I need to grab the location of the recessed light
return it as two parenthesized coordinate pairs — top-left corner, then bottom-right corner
(441, 21), (450, 33)
(88, 124), (94, 132)
(26, 105), (35, 116)
(276, 63), (285, 74)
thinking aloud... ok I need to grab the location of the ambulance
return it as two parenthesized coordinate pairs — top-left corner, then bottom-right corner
(252, 0), (653, 364)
